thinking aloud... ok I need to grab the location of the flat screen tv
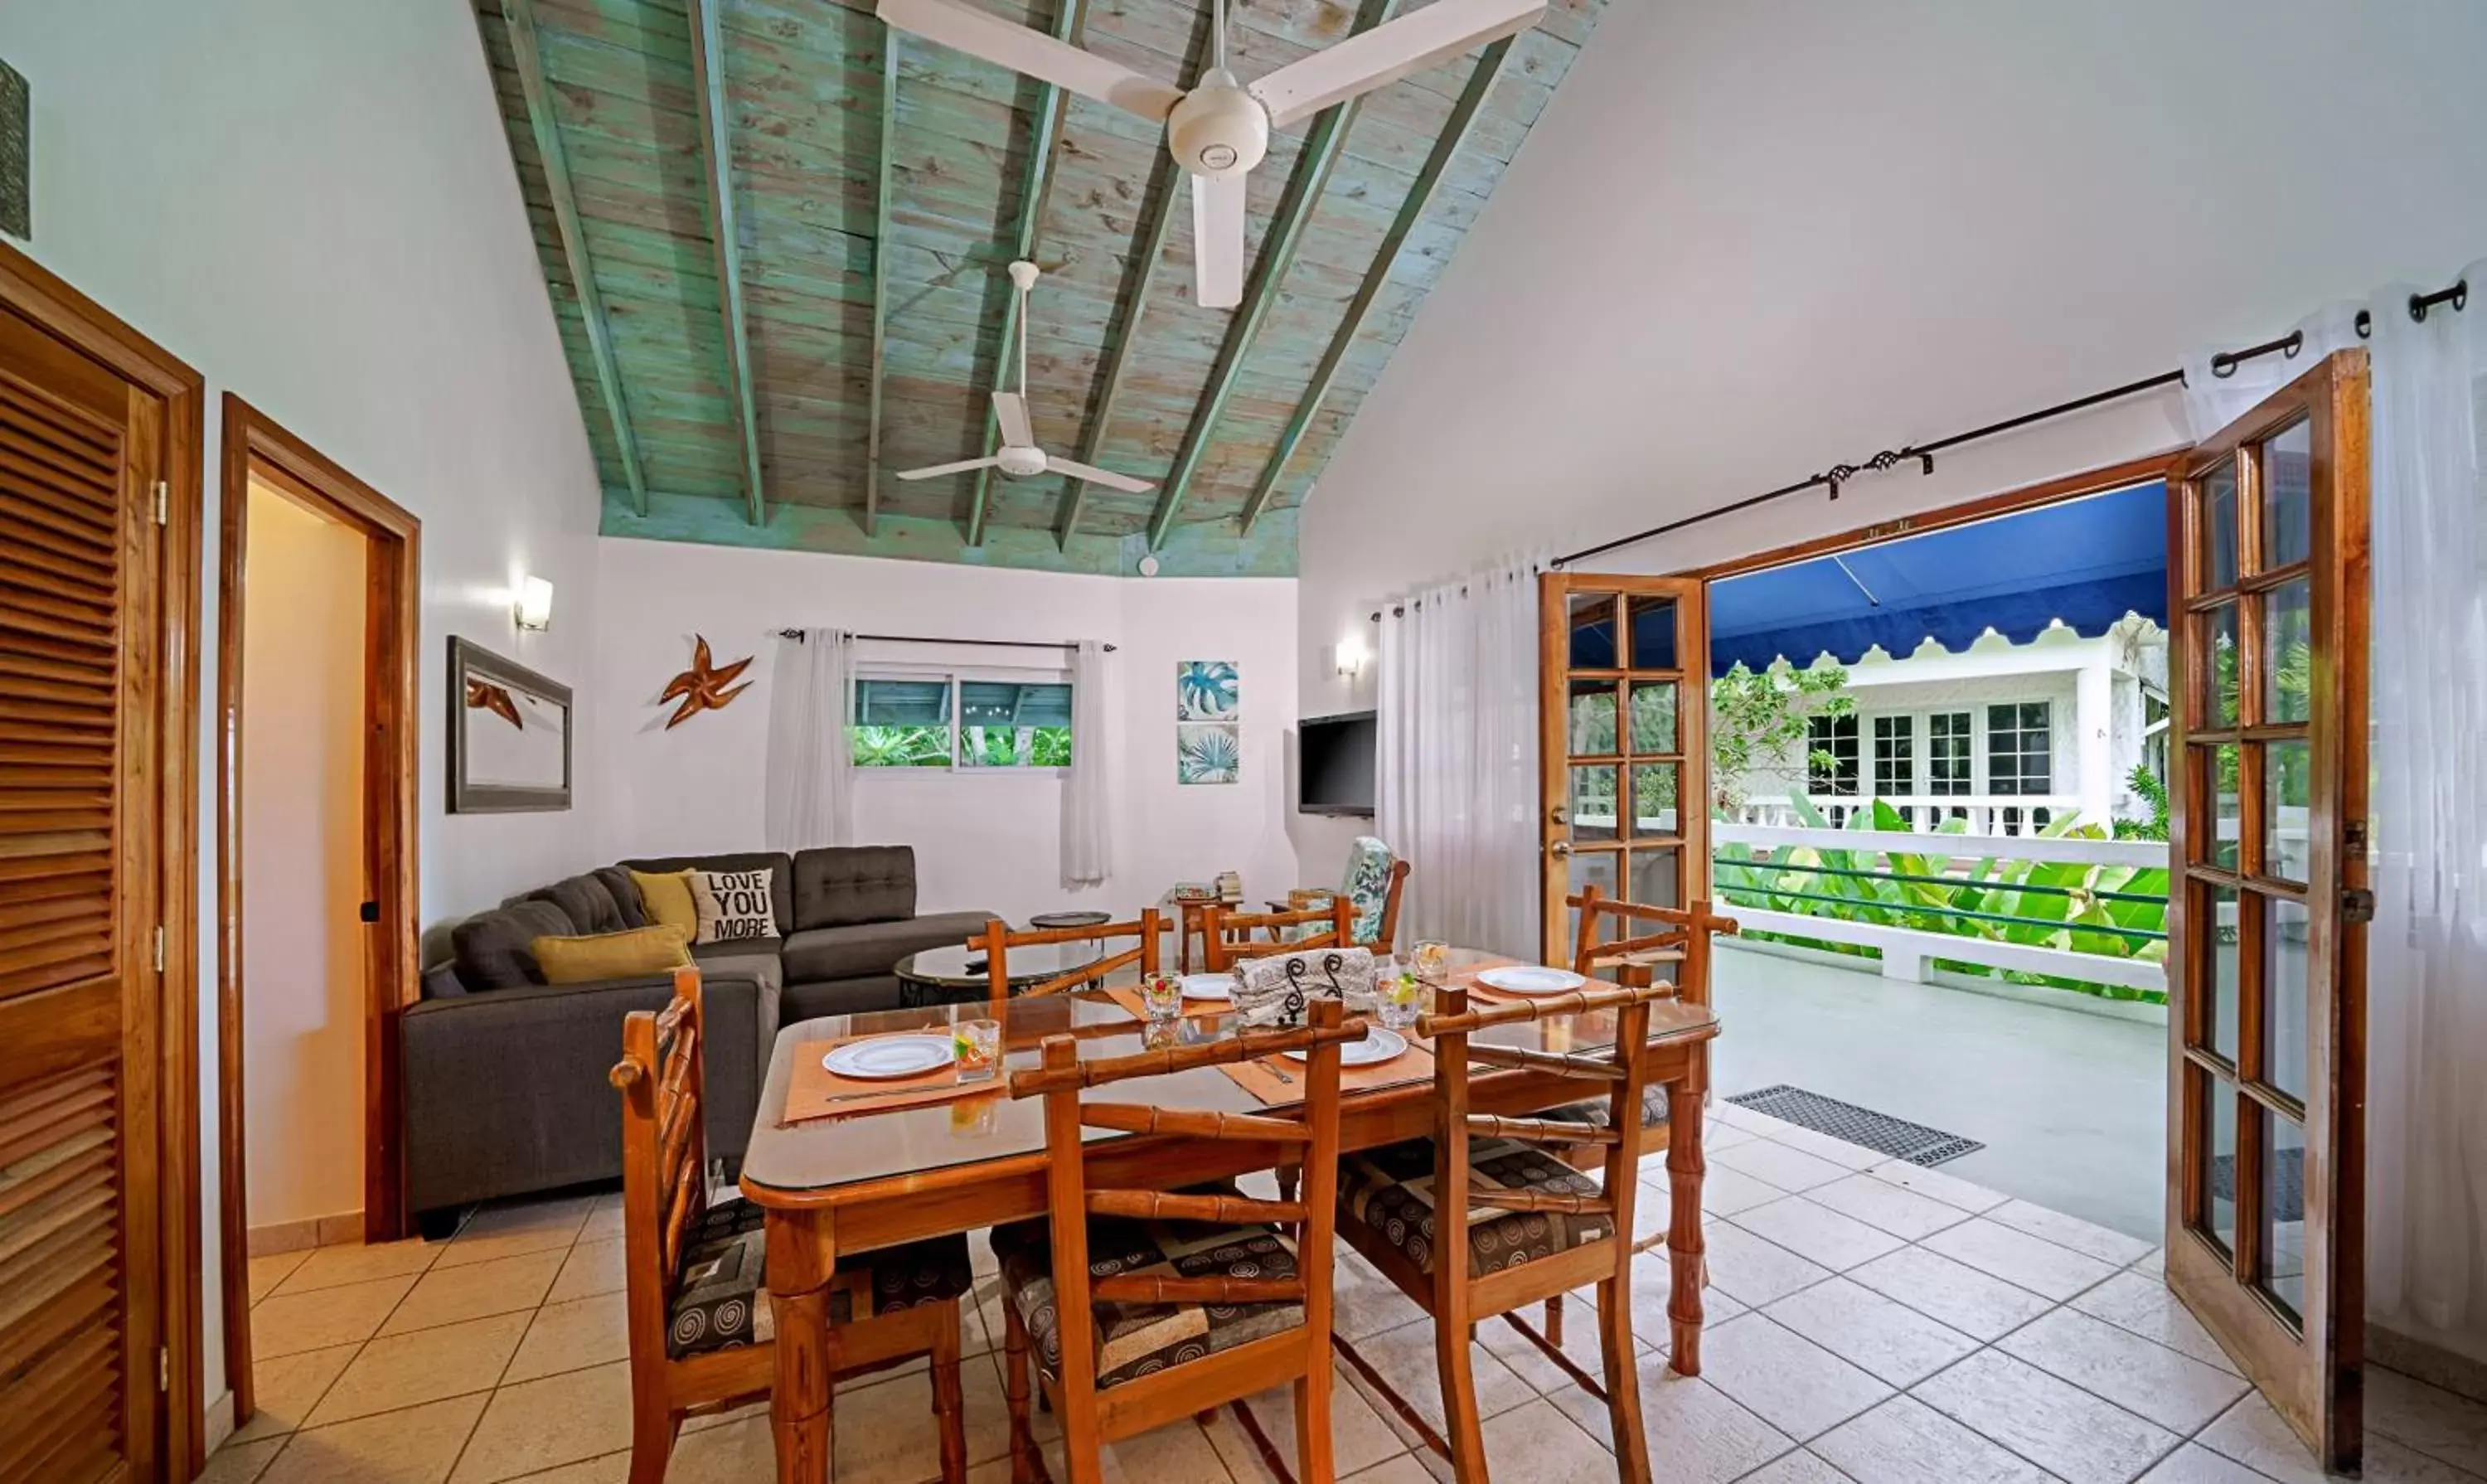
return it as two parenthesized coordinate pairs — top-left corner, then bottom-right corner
(1299, 710), (1377, 817)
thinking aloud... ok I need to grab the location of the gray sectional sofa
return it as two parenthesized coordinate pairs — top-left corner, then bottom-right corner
(401, 845), (995, 1229)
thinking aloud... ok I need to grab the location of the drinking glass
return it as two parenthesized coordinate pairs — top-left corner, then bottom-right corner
(953, 1017), (1001, 1082)
(1412, 939), (1452, 987)
(1139, 972), (1183, 1022)
(1381, 970), (1421, 1031)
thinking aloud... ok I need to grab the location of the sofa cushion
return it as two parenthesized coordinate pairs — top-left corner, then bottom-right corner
(782, 910), (993, 985)
(532, 924), (691, 985)
(624, 852), (794, 935)
(451, 900), (577, 990)
(783, 977), (905, 1022)
(526, 873), (625, 937)
(593, 866), (648, 929)
(691, 941), (784, 1073)
(793, 846), (916, 930)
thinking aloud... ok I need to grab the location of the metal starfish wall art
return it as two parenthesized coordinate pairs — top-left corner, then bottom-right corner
(659, 635), (754, 729)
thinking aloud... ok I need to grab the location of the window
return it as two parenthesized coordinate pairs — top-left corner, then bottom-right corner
(1987, 701), (2053, 795)
(851, 671), (1073, 769)
(1871, 715), (1913, 798)
(1928, 710), (1973, 796)
(1807, 713), (1859, 797)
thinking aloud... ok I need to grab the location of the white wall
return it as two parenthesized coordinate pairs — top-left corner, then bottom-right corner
(7, 0), (609, 1408)
(239, 484), (367, 1232)
(589, 540), (1308, 923)
(1299, 0), (2487, 718)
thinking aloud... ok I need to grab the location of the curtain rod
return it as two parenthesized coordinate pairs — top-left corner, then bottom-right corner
(1544, 274), (2470, 572)
(774, 628), (1116, 652)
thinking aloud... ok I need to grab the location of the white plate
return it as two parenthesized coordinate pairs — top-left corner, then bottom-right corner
(1179, 973), (1235, 1001)
(822, 1035), (956, 1080)
(1283, 1026), (1408, 1067)
(1474, 965), (1588, 997)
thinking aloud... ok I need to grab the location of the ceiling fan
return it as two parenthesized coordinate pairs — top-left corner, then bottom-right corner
(877, 0), (1548, 309)
(893, 261), (1156, 493)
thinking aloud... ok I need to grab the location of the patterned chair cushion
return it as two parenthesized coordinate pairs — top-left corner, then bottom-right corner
(667, 1196), (972, 1359)
(1338, 837), (1397, 946)
(1542, 1084), (1672, 1132)
(989, 1210), (1303, 1389)
(1338, 1138), (1613, 1278)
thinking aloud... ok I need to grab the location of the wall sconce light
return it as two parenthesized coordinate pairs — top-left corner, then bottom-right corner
(514, 575), (555, 631)
(1334, 632), (1370, 677)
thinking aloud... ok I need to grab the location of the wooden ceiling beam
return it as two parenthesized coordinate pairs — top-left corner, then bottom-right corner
(965, 0), (1090, 550)
(686, 0), (766, 526)
(1147, 0), (1399, 552)
(1237, 36), (1515, 536)
(863, 31), (901, 538)
(501, 0), (648, 516)
(1053, 148), (1183, 549)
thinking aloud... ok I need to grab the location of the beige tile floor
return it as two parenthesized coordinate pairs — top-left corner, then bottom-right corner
(201, 1107), (2487, 1484)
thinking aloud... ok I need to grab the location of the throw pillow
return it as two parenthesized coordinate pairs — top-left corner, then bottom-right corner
(594, 865), (649, 929)
(531, 924), (693, 985)
(690, 867), (778, 946)
(631, 868), (700, 936)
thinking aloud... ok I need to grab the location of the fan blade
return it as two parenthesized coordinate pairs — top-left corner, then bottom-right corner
(1048, 457), (1156, 495)
(894, 456), (1005, 481)
(878, 0), (1183, 120)
(991, 391), (1035, 449)
(1248, 0), (1546, 128)
(1192, 172), (1246, 311)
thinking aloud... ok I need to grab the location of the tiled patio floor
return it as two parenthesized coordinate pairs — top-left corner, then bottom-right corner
(1712, 943), (2167, 1241)
(202, 1106), (2486, 1484)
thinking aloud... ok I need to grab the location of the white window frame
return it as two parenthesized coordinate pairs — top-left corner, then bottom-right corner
(851, 662), (1075, 776)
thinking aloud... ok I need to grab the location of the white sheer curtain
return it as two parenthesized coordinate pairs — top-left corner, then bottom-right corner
(2363, 260), (2487, 1338)
(1375, 555), (1540, 960)
(763, 628), (853, 851)
(1062, 640), (1112, 886)
(2179, 300), (2368, 441)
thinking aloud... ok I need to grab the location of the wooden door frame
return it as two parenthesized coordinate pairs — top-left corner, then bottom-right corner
(215, 394), (421, 1427)
(0, 240), (206, 1479)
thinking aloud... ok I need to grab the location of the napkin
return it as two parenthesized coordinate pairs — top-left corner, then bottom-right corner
(1233, 946), (1378, 1027)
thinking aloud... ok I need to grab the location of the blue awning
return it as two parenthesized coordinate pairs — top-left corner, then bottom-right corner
(1708, 481), (2167, 677)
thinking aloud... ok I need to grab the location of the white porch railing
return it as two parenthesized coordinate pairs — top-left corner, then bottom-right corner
(1713, 821), (2169, 995)
(1733, 793), (2082, 837)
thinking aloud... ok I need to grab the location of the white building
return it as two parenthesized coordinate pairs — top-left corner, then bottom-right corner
(1722, 615), (2169, 837)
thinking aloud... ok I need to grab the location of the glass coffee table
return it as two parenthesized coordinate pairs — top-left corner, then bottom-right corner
(894, 939), (1112, 1008)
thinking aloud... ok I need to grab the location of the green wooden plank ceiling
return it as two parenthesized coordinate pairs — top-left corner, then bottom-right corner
(475, 0), (1609, 576)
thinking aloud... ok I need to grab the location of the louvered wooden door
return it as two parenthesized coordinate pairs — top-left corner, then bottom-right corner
(0, 299), (167, 1484)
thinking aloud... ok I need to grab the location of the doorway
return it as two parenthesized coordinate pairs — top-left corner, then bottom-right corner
(215, 395), (419, 1430)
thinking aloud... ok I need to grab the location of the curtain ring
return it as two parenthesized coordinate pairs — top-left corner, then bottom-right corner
(2211, 352), (2237, 380)
(2281, 329), (2303, 360)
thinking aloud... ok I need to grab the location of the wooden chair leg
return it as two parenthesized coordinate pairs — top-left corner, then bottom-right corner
(1294, 1364), (1336, 1483)
(1002, 1302), (1041, 1484)
(931, 1300), (968, 1482)
(626, 1400), (676, 1484)
(1275, 1166), (1301, 1203)
(1542, 1297), (1565, 1347)
(1434, 1314), (1491, 1484)
(1597, 1276), (1651, 1484)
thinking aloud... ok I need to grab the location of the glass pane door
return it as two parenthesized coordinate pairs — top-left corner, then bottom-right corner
(1537, 575), (1709, 972)
(2166, 350), (2368, 1473)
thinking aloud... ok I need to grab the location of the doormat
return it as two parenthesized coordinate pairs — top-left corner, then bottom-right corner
(1728, 1085), (1984, 1167)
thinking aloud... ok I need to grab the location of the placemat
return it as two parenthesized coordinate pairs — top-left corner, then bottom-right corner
(779, 1034), (989, 1125)
(1219, 1037), (1435, 1105)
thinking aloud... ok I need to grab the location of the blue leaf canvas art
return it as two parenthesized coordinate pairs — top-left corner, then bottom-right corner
(1177, 723), (1240, 785)
(1176, 660), (1239, 721)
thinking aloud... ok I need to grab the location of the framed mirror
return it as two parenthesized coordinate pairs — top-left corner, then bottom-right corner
(448, 636), (572, 812)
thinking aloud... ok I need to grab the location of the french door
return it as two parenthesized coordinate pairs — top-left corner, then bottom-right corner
(2166, 350), (2368, 1472)
(1536, 575), (1709, 968)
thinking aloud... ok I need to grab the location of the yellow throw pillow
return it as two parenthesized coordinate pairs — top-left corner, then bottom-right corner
(630, 868), (700, 935)
(531, 924), (692, 985)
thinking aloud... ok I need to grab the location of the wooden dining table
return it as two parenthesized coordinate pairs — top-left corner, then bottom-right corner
(737, 948), (1719, 1482)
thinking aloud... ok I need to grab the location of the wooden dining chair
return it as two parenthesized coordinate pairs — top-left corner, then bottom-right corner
(1333, 976), (1685, 1484)
(609, 966), (977, 1484)
(970, 909), (1163, 1007)
(1198, 896), (1355, 972)
(991, 1000), (1362, 1484)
